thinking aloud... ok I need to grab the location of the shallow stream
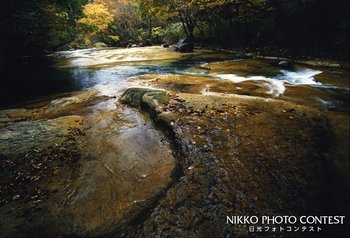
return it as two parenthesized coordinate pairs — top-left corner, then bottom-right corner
(0, 46), (349, 237)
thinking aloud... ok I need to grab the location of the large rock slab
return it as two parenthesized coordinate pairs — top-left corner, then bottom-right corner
(120, 87), (348, 237)
(0, 90), (176, 237)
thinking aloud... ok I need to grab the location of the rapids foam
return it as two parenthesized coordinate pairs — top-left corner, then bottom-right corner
(214, 69), (323, 96)
(278, 69), (322, 85)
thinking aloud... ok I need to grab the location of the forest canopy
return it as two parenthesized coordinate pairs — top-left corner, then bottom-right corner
(0, 0), (349, 59)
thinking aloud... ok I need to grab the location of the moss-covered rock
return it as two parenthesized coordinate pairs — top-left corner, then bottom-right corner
(94, 42), (108, 48)
(120, 88), (168, 110)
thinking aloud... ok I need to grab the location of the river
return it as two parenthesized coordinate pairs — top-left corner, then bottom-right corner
(0, 46), (349, 237)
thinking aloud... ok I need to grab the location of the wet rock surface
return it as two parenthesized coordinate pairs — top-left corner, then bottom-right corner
(120, 86), (348, 237)
(0, 47), (349, 237)
(0, 89), (176, 238)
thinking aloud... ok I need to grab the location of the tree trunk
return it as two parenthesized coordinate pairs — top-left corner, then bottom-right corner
(179, 13), (190, 39)
(148, 17), (152, 38)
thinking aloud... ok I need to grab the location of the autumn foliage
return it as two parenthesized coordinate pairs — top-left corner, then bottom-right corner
(0, 0), (349, 59)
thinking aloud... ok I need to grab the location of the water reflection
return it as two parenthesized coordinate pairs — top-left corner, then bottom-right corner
(0, 57), (79, 108)
(1, 47), (349, 112)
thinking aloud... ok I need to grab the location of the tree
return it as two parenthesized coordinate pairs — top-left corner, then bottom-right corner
(145, 0), (236, 41)
(0, 0), (87, 54)
(138, 0), (168, 39)
(160, 0), (204, 40)
(95, 0), (142, 42)
(78, 3), (114, 45)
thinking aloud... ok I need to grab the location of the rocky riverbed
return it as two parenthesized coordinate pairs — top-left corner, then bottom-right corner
(119, 85), (348, 237)
(0, 89), (176, 237)
(0, 47), (348, 237)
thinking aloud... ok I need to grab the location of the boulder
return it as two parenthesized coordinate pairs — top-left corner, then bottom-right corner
(173, 38), (194, 53)
(278, 60), (292, 69)
(94, 42), (108, 48)
(127, 43), (139, 48)
(162, 43), (170, 48)
(120, 88), (168, 114)
(143, 39), (152, 46)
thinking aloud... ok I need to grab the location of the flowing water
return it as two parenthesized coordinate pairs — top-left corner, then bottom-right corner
(1, 46), (349, 111)
(0, 46), (349, 237)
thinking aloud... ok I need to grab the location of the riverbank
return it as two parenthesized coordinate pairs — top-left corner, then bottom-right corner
(205, 45), (350, 69)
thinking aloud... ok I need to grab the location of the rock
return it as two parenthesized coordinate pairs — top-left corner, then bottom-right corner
(278, 60), (292, 69)
(0, 130), (16, 140)
(173, 39), (194, 53)
(119, 88), (168, 110)
(162, 43), (170, 48)
(57, 44), (74, 51)
(94, 42), (108, 48)
(234, 52), (247, 59)
(126, 40), (138, 48)
(138, 42), (144, 47)
(143, 39), (152, 46)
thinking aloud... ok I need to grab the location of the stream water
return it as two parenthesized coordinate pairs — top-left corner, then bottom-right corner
(2, 46), (349, 111)
(0, 46), (349, 237)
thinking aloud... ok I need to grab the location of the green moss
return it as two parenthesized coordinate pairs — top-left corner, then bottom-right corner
(119, 88), (168, 108)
